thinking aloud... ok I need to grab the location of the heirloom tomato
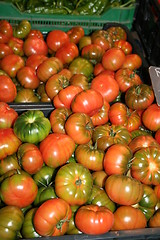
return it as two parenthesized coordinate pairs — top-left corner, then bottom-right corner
(23, 36), (48, 57)
(13, 110), (51, 144)
(122, 53), (142, 70)
(142, 104), (160, 131)
(67, 26), (85, 44)
(149, 209), (160, 227)
(55, 162), (93, 205)
(26, 54), (48, 71)
(106, 26), (127, 42)
(0, 75), (17, 102)
(112, 206), (147, 230)
(69, 73), (89, 90)
(0, 169), (38, 208)
(40, 133), (75, 168)
(105, 174), (144, 205)
(0, 206), (24, 240)
(75, 205), (114, 235)
(13, 20), (31, 39)
(33, 198), (72, 236)
(91, 72), (119, 103)
(0, 128), (21, 160)
(0, 43), (13, 59)
(71, 89), (104, 117)
(15, 88), (40, 103)
(53, 94), (65, 108)
(91, 100), (110, 126)
(0, 102), (18, 128)
(0, 20), (13, 43)
(131, 146), (160, 185)
(92, 170), (108, 188)
(81, 43), (105, 65)
(103, 143), (133, 175)
(114, 40), (132, 55)
(125, 84), (155, 110)
(65, 112), (93, 144)
(69, 57), (94, 77)
(8, 36), (24, 56)
(91, 29), (112, 51)
(0, 153), (20, 176)
(17, 66), (40, 89)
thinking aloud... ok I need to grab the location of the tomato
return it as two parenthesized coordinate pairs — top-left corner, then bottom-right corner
(91, 72), (119, 103)
(66, 205), (82, 235)
(91, 100), (110, 126)
(149, 209), (160, 227)
(108, 102), (142, 132)
(115, 68), (142, 92)
(23, 36), (48, 57)
(0, 128), (21, 160)
(0, 206), (24, 240)
(131, 146), (160, 186)
(0, 53), (25, 78)
(103, 143), (133, 175)
(13, 20), (31, 39)
(17, 66), (40, 89)
(37, 57), (63, 83)
(75, 204), (114, 234)
(93, 123), (132, 151)
(34, 186), (57, 206)
(93, 62), (105, 76)
(55, 42), (79, 65)
(0, 153), (20, 176)
(13, 110), (51, 144)
(112, 206), (147, 230)
(114, 39), (132, 55)
(0, 169), (38, 208)
(67, 26), (84, 44)
(69, 57), (94, 77)
(92, 170), (108, 188)
(105, 174), (144, 205)
(26, 54), (48, 71)
(69, 73), (89, 90)
(122, 53), (142, 70)
(106, 26), (127, 42)
(91, 30), (112, 51)
(33, 165), (56, 188)
(8, 36), (24, 56)
(0, 43), (13, 59)
(50, 107), (71, 134)
(142, 104), (160, 131)
(0, 75), (17, 102)
(0, 102), (18, 128)
(37, 82), (51, 102)
(53, 94), (65, 108)
(55, 162), (93, 205)
(155, 129), (160, 145)
(33, 198), (72, 236)
(87, 185), (116, 212)
(17, 143), (43, 175)
(27, 29), (44, 39)
(102, 48), (126, 71)
(78, 35), (92, 51)
(81, 43), (105, 65)
(40, 133), (75, 168)
(21, 208), (40, 239)
(0, 20), (13, 44)
(75, 142), (104, 171)
(15, 88), (40, 103)
(65, 112), (93, 144)
(71, 89), (104, 117)
(154, 185), (160, 200)
(125, 84), (155, 110)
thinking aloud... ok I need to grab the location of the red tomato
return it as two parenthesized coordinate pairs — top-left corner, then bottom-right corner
(17, 66), (40, 89)
(91, 72), (119, 103)
(33, 198), (72, 236)
(91, 100), (110, 126)
(75, 205), (114, 235)
(154, 185), (160, 200)
(55, 42), (79, 65)
(0, 43), (13, 59)
(102, 48), (126, 71)
(17, 143), (44, 175)
(27, 29), (44, 39)
(23, 36), (48, 57)
(91, 30), (112, 51)
(40, 133), (75, 168)
(0, 75), (17, 102)
(142, 104), (160, 131)
(155, 129), (160, 145)
(46, 30), (70, 53)
(25, 54), (48, 71)
(0, 53), (25, 78)
(0, 20), (13, 43)
(8, 36), (24, 56)
(112, 206), (147, 230)
(53, 94), (65, 108)
(149, 209), (160, 227)
(0, 170), (38, 208)
(93, 63), (105, 76)
(71, 89), (104, 117)
(0, 102), (18, 128)
(69, 73), (89, 90)
(103, 143), (133, 175)
(65, 112), (93, 144)
(114, 40), (132, 55)
(81, 43), (105, 65)
(122, 53), (142, 70)
(67, 26), (84, 44)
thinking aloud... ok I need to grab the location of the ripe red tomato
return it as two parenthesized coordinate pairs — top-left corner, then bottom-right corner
(23, 36), (48, 57)
(0, 102), (18, 128)
(114, 40), (132, 55)
(69, 73), (89, 90)
(122, 53), (142, 70)
(106, 26), (127, 42)
(103, 143), (133, 175)
(17, 66), (40, 89)
(0, 20), (13, 44)
(71, 89), (104, 117)
(102, 48), (126, 71)
(91, 72), (119, 103)
(91, 30), (112, 51)
(155, 129), (160, 145)
(81, 43), (105, 65)
(75, 205), (114, 234)
(142, 104), (160, 131)
(40, 133), (75, 168)
(112, 205), (147, 230)
(149, 209), (160, 227)
(8, 36), (24, 56)
(67, 26), (84, 44)
(25, 54), (48, 71)
(0, 43), (13, 59)
(91, 100), (110, 126)
(0, 75), (17, 102)
(27, 29), (44, 39)
(46, 29), (70, 53)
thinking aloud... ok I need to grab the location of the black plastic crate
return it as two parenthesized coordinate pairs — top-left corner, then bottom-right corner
(133, 0), (160, 66)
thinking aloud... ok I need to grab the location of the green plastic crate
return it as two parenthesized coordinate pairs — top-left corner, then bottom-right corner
(0, 1), (137, 34)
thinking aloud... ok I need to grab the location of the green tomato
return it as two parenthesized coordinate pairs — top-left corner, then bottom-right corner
(13, 20), (31, 39)
(13, 110), (51, 144)
(69, 57), (94, 78)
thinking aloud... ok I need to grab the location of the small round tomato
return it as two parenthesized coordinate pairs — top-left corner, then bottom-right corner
(17, 66), (40, 89)
(0, 43), (13, 59)
(23, 36), (48, 57)
(75, 205), (114, 235)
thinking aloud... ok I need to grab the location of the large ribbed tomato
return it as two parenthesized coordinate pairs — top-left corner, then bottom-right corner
(142, 104), (160, 131)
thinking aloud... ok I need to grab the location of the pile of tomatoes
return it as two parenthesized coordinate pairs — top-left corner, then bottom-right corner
(0, 19), (160, 239)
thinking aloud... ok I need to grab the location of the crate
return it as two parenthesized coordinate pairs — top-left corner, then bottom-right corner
(133, 0), (160, 66)
(0, 1), (138, 34)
